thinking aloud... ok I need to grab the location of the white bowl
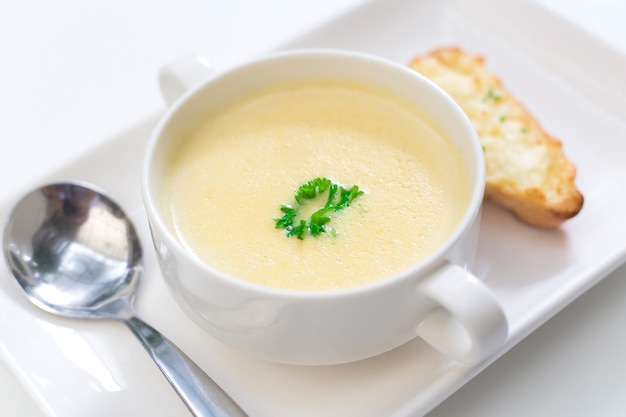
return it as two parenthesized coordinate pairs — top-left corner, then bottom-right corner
(142, 49), (508, 365)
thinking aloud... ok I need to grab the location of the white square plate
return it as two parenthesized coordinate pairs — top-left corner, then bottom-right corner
(2, 0), (626, 416)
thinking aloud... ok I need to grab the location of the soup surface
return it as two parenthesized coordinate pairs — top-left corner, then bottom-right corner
(163, 79), (470, 290)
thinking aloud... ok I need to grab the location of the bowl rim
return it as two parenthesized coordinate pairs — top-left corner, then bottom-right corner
(141, 48), (486, 299)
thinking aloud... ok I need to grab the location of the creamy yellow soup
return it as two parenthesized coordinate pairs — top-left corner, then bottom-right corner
(163, 79), (470, 291)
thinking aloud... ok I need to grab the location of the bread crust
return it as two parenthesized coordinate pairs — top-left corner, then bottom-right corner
(409, 47), (583, 228)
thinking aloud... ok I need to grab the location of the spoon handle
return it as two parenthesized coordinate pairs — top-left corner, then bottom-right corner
(124, 316), (248, 417)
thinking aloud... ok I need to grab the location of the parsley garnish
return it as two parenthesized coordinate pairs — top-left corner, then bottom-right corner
(483, 88), (502, 103)
(275, 177), (364, 239)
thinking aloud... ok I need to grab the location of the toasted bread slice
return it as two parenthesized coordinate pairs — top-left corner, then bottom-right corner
(409, 47), (583, 228)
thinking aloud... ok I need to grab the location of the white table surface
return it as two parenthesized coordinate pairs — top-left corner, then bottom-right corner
(1, 1), (625, 416)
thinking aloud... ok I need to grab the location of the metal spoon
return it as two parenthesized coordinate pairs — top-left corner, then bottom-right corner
(3, 182), (247, 417)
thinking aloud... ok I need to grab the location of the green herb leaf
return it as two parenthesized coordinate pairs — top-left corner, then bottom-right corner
(483, 88), (502, 103)
(295, 177), (332, 203)
(274, 177), (364, 239)
(275, 205), (297, 229)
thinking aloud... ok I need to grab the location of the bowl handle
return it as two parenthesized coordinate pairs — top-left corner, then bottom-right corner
(416, 263), (508, 364)
(158, 54), (214, 106)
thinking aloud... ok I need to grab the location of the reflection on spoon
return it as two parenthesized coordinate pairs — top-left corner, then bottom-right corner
(3, 182), (247, 417)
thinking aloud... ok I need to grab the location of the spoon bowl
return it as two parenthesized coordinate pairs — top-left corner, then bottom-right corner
(3, 182), (247, 417)
(5, 183), (141, 319)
